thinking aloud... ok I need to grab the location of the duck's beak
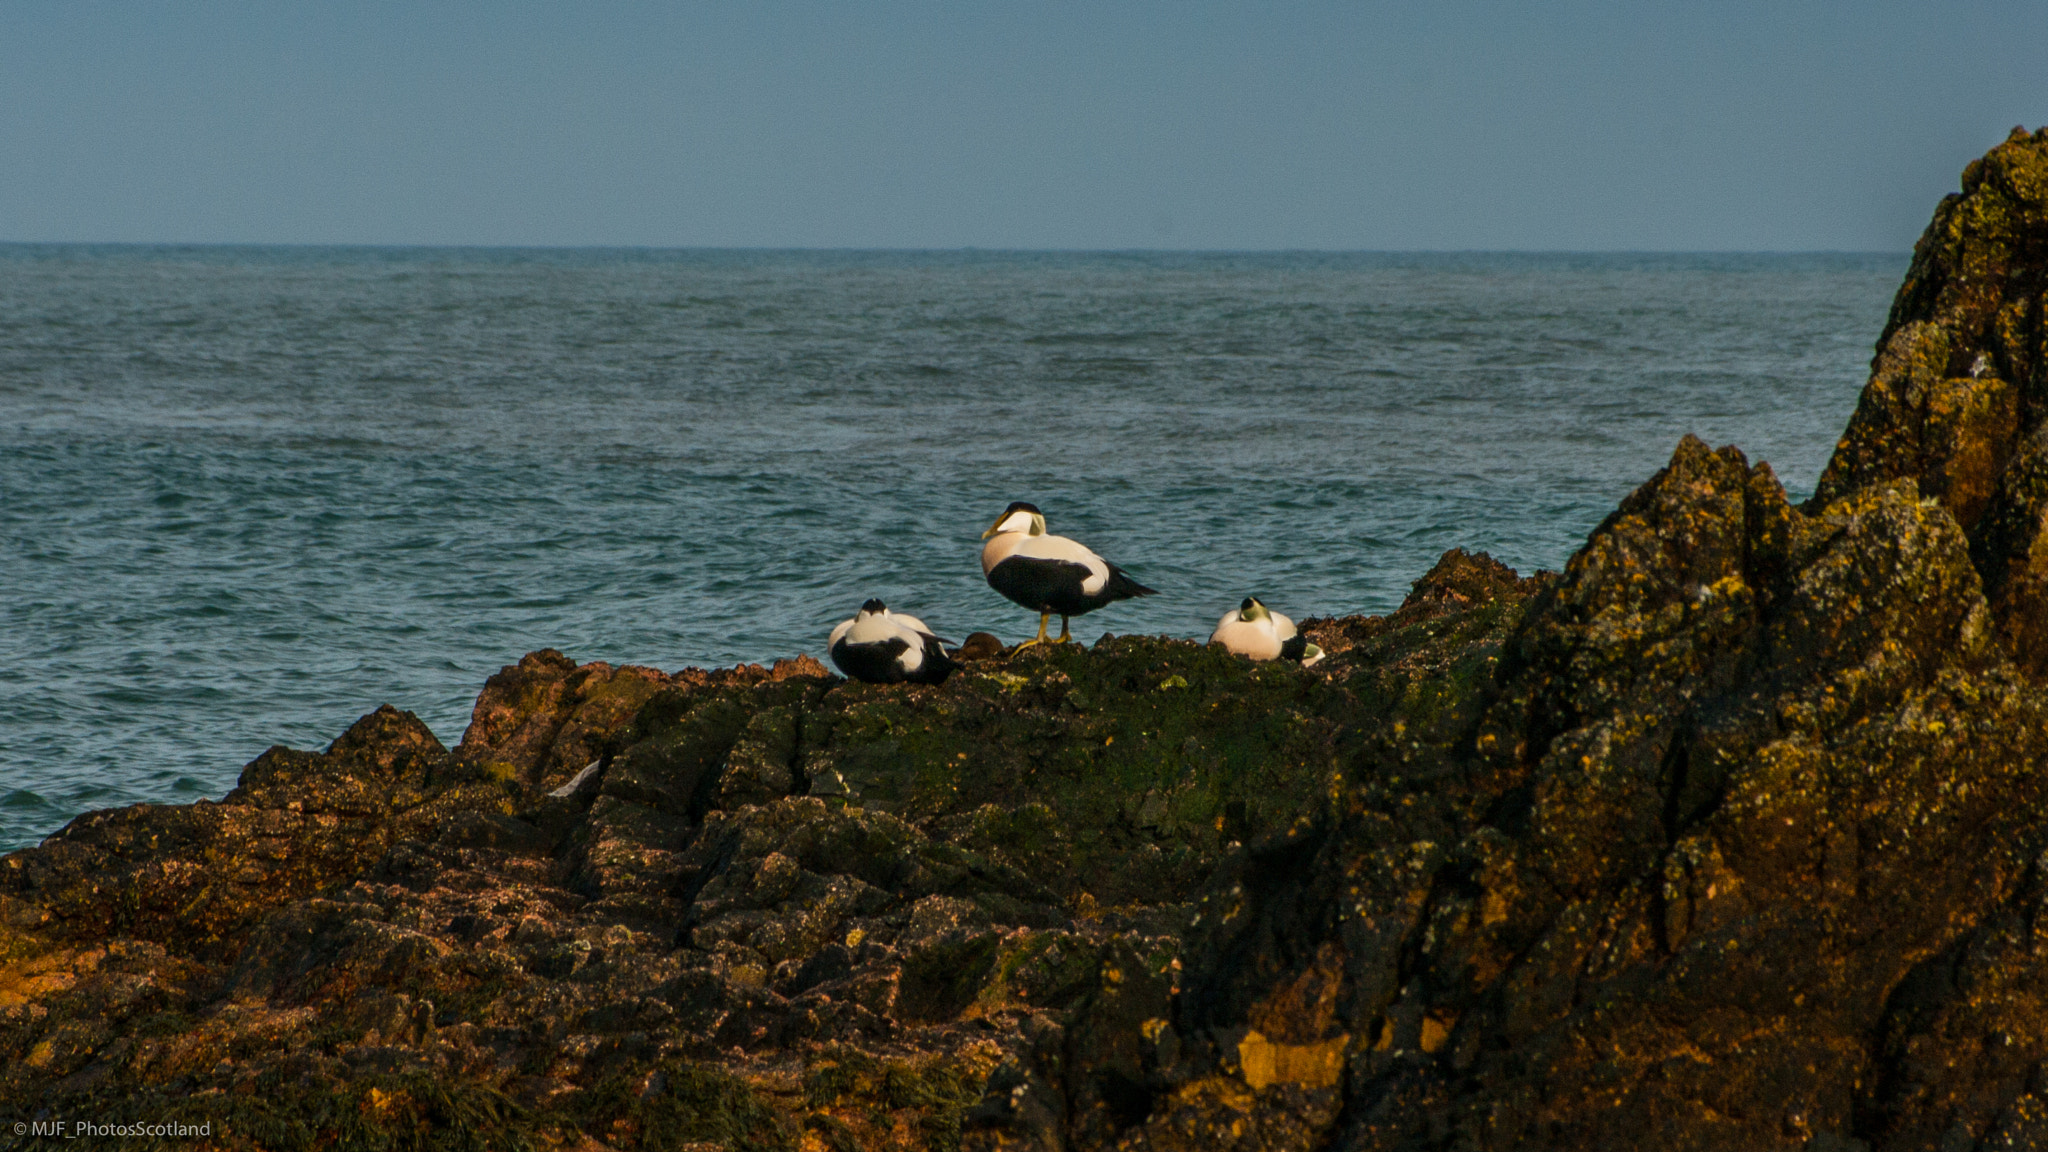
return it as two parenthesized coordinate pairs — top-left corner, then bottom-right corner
(980, 518), (1003, 540)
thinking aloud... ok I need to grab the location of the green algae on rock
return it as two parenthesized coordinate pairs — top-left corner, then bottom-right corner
(8, 128), (2048, 1151)
(0, 629), (1400, 1151)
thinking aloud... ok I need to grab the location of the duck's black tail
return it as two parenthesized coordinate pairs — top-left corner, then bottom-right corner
(1105, 565), (1157, 601)
(914, 635), (962, 685)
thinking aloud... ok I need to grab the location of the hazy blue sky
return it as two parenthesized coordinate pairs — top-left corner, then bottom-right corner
(2, 2), (2043, 250)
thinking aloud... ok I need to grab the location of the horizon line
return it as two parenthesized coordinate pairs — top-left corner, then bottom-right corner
(0, 240), (1913, 258)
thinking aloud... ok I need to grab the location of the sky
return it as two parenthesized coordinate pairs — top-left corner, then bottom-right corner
(1, 2), (2044, 251)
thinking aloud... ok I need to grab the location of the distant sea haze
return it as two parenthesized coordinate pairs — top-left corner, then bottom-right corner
(0, 246), (1905, 850)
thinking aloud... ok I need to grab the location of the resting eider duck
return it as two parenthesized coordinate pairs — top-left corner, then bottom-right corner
(1211, 597), (1325, 665)
(980, 501), (1156, 647)
(829, 599), (959, 685)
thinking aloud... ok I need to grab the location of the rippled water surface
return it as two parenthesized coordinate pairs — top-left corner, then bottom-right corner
(0, 246), (1904, 849)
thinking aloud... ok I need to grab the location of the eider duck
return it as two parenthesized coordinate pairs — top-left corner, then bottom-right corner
(1211, 597), (1324, 665)
(952, 632), (1006, 661)
(829, 599), (958, 685)
(980, 501), (1156, 647)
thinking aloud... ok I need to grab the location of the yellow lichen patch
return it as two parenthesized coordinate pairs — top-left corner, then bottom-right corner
(1244, 941), (1346, 1044)
(1235, 1029), (1349, 1090)
(980, 671), (1029, 693)
(0, 945), (104, 1010)
(1920, 372), (2018, 527)
(1172, 1074), (1258, 1113)
(1419, 1011), (1456, 1054)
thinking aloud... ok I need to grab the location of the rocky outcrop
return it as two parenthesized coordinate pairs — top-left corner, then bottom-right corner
(1814, 125), (2048, 673)
(1118, 444), (2043, 1152)
(5, 129), (2048, 1152)
(0, 629), (1448, 1150)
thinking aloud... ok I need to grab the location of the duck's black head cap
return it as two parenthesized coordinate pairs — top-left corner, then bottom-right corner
(860, 598), (888, 614)
(1002, 501), (1042, 516)
(1240, 597), (1256, 611)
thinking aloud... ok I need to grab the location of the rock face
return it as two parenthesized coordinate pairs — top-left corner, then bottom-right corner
(5, 129), (2048, 1152)
(1814, 126), (2048, 674)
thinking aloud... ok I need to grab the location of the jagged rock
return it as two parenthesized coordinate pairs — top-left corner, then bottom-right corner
(1814, 124), (2048, 674)
(0, 705), (462, 959)
(0, 630), (1387, 1148)
(455, 649), (678, 791)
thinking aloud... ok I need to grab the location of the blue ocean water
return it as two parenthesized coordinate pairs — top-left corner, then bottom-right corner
(0, 246), (1904, 851)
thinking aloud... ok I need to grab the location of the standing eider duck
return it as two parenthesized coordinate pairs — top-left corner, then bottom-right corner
(1211, 597), (1325, 665)
(980, 501), (1156, 647)
(829, 599), (959, 685)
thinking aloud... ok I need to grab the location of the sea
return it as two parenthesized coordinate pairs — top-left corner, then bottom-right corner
(0, 246), (1906, 851)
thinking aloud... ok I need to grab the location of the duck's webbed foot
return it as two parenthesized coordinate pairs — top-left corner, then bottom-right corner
(1014, 613), (1053, 650)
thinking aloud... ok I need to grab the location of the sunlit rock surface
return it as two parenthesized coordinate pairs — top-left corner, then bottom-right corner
(5, 128), (2048, 1151)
